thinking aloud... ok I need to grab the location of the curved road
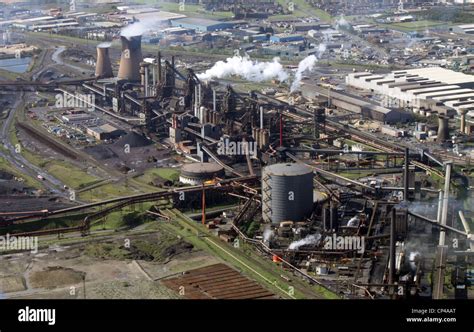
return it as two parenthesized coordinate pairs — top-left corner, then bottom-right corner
(0, 44), (94, 196)
(0, 92), (64, 195)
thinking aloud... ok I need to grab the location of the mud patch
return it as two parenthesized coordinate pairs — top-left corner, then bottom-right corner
(84, 234), (194, 263)
(29, 266), (85, 289)
(0, 275), (26, 293)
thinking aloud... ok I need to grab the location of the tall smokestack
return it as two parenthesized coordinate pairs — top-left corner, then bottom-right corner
(95, 43), (113, 79)
(140, 62), (150, 96)
(460, 109), (468, 134)
(118, 35), (143, 81)
(437, 114), (449, 142)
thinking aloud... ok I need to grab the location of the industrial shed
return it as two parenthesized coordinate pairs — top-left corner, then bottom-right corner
(301, 83), (413, 124)
(270, 33), (305, 43)
(346, 67), (474, 116)
(86, 124), (125, 141)
(170, 18), (235, 32)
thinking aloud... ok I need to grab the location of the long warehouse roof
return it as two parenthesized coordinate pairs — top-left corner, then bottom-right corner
(409, 85), (460, 94)
(417, 88), (473, 98)
(403, 67), (474, 85)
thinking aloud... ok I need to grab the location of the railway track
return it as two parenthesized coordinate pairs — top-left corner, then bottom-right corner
(1, 176), (258, 236)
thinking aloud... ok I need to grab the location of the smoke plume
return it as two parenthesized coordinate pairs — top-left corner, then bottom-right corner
(121, 18), (164, 37)
(289, 233), (321, 250)
(263, 227), (274, 243)
(346, 216), (359, 227)
(197, 55), (289, 82)
(408, 251), (421, 271)
(290, 54), (318, 92)
(335, 14), (350, 30)
(98, 42), (112, 48)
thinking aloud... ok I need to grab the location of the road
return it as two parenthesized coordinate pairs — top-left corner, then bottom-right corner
(0, 92), (65, 195)
(0, 43), (89, 196)
(51, 46), (94, 74)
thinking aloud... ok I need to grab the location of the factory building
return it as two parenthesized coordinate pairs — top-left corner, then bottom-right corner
(179, 163), (225, 185)
(61, 113), (94, 123)
(457, 23), (474, 35)
(269, 33), (305, 43)
(301, 83), (413, 124)
(262, 163), (314, 225)
(170, 18), (235, 32)
(346, 67), (474, 130)
(292, 22), (321, 32)
(260, 44), (302, 58)
(86, 124), (125, 141)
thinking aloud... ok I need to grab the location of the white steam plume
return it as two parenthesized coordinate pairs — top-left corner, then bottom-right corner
(335, 14), (349, 30)
(290, 54), (318, 92)
(121, 18), (164, 37)
(289, 233), (321, 250)
(197, 55), (289, 82)
(346, 216), (359, 227)
(408, 251), (421, 271)
(263, 227), (274, 243)
(98, 42), (112, 48)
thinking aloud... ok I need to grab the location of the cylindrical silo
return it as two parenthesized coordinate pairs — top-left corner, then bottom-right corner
(262, 163), (314, 225)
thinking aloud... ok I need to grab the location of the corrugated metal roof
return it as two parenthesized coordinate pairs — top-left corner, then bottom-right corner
(435, 93), (474, 102)
(409, 85), (460, 94)
(405, 67), (474, 85)
(418, 88), (472, 98)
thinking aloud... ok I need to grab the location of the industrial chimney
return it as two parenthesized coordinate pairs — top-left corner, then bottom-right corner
(460, 109), (468, 134)
(117, 35), (143, 81)
(95, 43), (113, 79)
(437, 114), (449, 142)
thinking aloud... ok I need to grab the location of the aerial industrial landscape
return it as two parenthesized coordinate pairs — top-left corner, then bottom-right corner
(0, 0), (473, 310)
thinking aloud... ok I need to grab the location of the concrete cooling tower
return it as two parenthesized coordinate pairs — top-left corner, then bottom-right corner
(95, 43), (113, 79)
(117, 35), (143, 81)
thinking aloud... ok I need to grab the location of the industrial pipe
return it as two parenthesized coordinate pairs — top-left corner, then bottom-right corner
(439, 162), (452, 246)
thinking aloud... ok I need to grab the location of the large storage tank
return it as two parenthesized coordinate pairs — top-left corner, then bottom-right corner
(179, 162), (225, 185)
(262, 163), (314, 225)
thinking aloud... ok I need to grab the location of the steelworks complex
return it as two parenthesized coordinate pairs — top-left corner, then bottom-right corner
(0, 0), (472, 302)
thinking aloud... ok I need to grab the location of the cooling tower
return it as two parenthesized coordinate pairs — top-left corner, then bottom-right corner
(437, 115), (449, 142)
(117, 35), (143, 81)
(95, 44), (113, 79)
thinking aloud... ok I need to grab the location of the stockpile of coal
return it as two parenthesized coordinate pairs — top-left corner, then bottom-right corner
(114, 132), (152, 149)
(0, 196), (73, 212)
(0, 170), (14, 180)
(84, 145), (118, 160)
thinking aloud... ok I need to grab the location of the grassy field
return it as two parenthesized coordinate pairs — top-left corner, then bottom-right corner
(381, 20), (448, 32)
(135, 167), (180, 185)
(44, 161), (98, 190)
(89, 203), (154, 231)
(275, 0), (332, 21)
(79, 182), (139, 202)
(132, 0), (233, 19)
(0, 157), (43, 189)
(163, 209), (339, 299)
